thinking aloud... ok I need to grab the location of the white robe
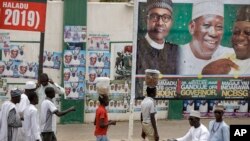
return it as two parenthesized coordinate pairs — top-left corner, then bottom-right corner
(16, 94), (30, 141)
(70, 59), (80, 66)
(68, 76), (79, 82)
(177, 124), (210, 141)
(239, 103), (248, 113)
(0, 101), (18, 141)
(229, 57), (250, 75)
(199, 103), (208, 113)
(23, 104), (41, 141)
(178, 43), (234, 75)
(43, 60), (54, 67)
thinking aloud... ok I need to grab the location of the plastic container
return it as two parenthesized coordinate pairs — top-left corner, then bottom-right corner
(145, 69), (160, 87)
(95, 77), (110, 95)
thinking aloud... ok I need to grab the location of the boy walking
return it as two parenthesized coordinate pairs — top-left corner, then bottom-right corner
(94, 77), (116, 141)
(40, 87), (75, 141)
(23, 91), (41, 141)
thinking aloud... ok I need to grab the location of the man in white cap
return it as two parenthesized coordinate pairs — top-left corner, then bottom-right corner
(18, 62), (28, 77)
(16, 81), (37, 141)
(178, 0), (234, 75)
(238, 100), (248, 113)
(168, 110), (209, 141)
(94, 77), (116, 141)
(64, 51), (72, 65)
(90, 53), (97, 67)
(208, 104), (229, 141)
(23, 91), (41, 141)
(0, 61), (7, 76)
(202, 5), (250, 75)
(136, 0), (178, 75)
(43, 51), (54, 67)
(64, 68), (71, 81)
(9, 45), (21, 60)
(89, 69), (97, 83)
(199, 100), (208, 115)
(0, 89), (22, 141)
(185, 100), (194, 113)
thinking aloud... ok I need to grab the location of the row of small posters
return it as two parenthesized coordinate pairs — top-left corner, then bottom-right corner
(0, 33), (63, 79)
(63, 30), (112, 99)
(183, 100), (250, 118)
(63, 26), (87, 99)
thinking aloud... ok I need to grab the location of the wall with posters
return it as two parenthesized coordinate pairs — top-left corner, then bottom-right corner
(84, 3), (168, 122)
(0, 1), (63, 95)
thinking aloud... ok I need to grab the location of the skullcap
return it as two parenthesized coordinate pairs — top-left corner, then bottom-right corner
(146, 0), (173, 13)
(189, 110), (201, 118)
(24, 81), (36, 90)
(0, 61), (5, 66)
(64, 68), (71, 73)
(145, 69), (160, 74)
(90, 53), (97, 58)
(11, 45), (19, 51)
(10, 88), (22, 97)
(19, 62), (27, 67)
(214, 103), (224, 111)
(89, 69), (96, 74)
(65, 51), (72, 56)
(192, 0), (224, 20)
(236, 5), (250, 22)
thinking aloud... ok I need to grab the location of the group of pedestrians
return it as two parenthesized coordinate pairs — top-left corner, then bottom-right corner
(167, 105), (229, 141)
(142, 94), (230, 141)
(140, 69), (230, 141)
(0, 73), (76, 141)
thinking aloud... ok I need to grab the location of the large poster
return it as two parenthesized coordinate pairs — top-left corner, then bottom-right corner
(133, 0), (250, 100)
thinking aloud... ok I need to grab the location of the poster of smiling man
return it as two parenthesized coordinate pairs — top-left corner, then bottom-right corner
(133, 0), (250, 101)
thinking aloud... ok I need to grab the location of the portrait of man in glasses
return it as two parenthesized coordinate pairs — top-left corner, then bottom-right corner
(136, 0), (179, 75)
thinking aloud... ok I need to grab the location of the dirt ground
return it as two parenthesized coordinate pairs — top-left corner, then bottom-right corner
(57, 117), (250, 141)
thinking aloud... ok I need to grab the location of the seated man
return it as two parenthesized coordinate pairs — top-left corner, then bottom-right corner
(168, 110), (210, 141)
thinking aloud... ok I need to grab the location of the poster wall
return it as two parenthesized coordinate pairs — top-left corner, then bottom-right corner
(133, 0), (250, 117)
(63, 26), (86, 99)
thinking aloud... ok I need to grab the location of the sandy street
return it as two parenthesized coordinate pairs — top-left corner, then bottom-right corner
(57, 118), (250, 141)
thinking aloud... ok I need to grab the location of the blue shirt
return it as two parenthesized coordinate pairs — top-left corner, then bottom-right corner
(208, 120), (229, 141)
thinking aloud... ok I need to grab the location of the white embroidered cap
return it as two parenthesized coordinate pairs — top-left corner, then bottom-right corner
(11, 45), (19, 51)
(189, 110), (201, 118)
(192, 0), (224, 20)
(145, 69), (160, 74)
(65, 51), (72, 56)
(214, 103), (224, 111)
(0, 61), (5, 66)
(24, 81), (36, 90)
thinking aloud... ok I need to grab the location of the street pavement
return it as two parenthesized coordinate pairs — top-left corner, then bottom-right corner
(57, 117), (250, 141)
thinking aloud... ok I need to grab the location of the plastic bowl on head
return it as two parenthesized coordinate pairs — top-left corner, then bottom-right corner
(145, 69), (160, 87)
(95, 77), (110, 95)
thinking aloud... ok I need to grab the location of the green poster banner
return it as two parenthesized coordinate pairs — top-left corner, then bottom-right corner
(133, 0), (250, 100)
